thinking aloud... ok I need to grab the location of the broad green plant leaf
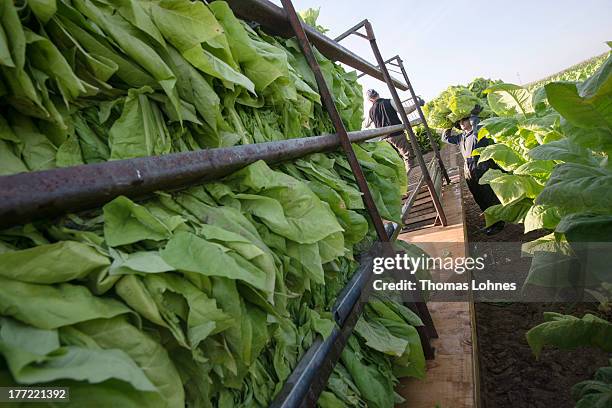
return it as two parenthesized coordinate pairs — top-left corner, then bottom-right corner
(529, 138), (599, 165)
(103, 196), (185, 247)
(0, 277), (132, 329)
(0, 241), (109, 283)
(536, 163), (612, 215)
(486, 174), (543, 206)
(486, 83), (534, 117)
(0, 318), (155, 391)
(160, 231), (271, 293)
(527, 313), (612, 358)
(76, 317), (185, 407)
(151, 0), (222, 52)
(483, 198), (533, 227)
(546, 53), (612, 129)
(478, 143), (525, 171)
(28, 0), (57, 23)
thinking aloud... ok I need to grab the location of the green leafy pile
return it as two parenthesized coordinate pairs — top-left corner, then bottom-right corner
(321, 291), (427, 408)
(0, 0), (364, 174)
(299, 8), (329, 35)
(412, 124), (441, 154)
(423, 78), (500, 129)
(0, 1), (427, 407)
(0, 142), (422, 406)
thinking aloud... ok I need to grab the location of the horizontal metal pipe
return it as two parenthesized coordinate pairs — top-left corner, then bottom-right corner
(332, 257), (374, 326)
(0, 125), (404, 229)
(222, 0), (408, 91)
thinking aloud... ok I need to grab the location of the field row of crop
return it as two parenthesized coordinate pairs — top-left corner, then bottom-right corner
(525, 51), (609, 91)
(424, 46), (612, 406)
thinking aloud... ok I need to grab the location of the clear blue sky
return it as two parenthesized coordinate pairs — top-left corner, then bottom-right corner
(271, 0), (612, 101)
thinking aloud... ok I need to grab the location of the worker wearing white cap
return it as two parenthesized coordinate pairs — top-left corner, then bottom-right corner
(366, 89), (423, 172)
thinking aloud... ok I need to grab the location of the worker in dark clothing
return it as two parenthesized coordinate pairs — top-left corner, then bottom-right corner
(442, 108), (505, 235)
(366, 89), (422, 172)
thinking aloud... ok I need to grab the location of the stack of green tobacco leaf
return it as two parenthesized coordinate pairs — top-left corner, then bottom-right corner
(0, 1), (427, 407)
(423, 77), (500, 129)
(0, 0), (364, 172)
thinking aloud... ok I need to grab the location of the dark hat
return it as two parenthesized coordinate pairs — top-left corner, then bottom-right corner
(366, 89), (379, 99)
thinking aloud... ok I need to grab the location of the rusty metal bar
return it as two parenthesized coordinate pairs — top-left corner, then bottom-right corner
(267, 5), (435, 406)
(352, 32), (369, 40)
(363, 21), (448, 227)
(387, 55), (451, 184)
(271, 247), (436, 408)
(270, 278), (368, 408)
(280, 0), (389, 243)
(0, 125), (403, 229)
(222, 0), (408, 91)
(334, 19), (366, 42)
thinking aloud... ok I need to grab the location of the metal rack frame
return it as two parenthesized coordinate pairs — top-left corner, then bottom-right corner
(269, 3), (441, 407)
(386, 55), (451, 186)
(335, 20), (449, 228)
(279, 0), (388, 242)
(0, 2), (446, 407)
(223, 0), (409, 91)
(0, 125), (403, 229)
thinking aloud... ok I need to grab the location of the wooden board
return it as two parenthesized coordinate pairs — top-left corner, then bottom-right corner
(407, 207), (437, 219)
(413, 196), (433, 207)
(404, 212), (437, 225)
(401, 219), (437, 232)
(395, 146), (477, 408)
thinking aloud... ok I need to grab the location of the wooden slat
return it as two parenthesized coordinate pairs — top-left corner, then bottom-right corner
(401, 219), (436, 232)
(409, 207), (437, 218)
(413, 196), (433, 207)
(409, 209), (435, 219)
(404, 212), (437, 224)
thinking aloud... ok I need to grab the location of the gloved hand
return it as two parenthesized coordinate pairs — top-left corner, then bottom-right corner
(469, 114), (480, 131)
(471, 104), (483, 115)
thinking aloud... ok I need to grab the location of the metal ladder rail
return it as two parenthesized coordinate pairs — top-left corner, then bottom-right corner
(270, 13), (447, 407)
(334, 21), (448, 227)
(386, 55), (451, 185)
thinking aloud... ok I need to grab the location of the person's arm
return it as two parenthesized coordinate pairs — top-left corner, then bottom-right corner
(405, 96), (425, 115)
(442, 128), (461, 145)
(469, 113), (481, 132)
(365, 104), (376, 128)
(390, 98), (421, 115)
